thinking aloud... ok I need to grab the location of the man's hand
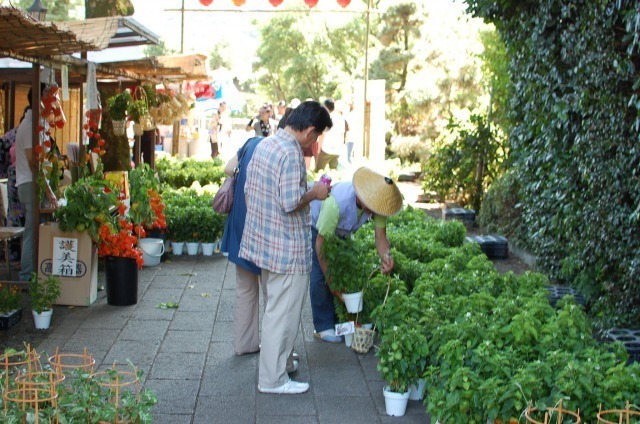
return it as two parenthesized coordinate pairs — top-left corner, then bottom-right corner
(381, 251), (394, 274)
(309, 181), (330, 201)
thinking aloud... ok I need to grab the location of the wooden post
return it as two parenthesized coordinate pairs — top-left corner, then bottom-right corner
(32, 64), (41, 276)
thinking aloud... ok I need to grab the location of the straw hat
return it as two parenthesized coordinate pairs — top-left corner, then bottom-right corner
(352, 167), (403, 217)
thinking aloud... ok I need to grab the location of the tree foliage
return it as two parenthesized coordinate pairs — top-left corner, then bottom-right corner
(465, 0), (640, 327)
(253, 13), (365, 101)
(15, 0), (82, 21)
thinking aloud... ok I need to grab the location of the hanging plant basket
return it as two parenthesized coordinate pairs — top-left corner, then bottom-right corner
(112, 119), (127, 136)
(133, 123), (143, 137)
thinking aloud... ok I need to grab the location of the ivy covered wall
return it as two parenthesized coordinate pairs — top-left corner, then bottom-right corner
(464, 0), (640, 327)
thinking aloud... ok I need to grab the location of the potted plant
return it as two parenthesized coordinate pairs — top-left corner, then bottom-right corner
(106, 91), (132, 136)
(127, 98), (148, 136)
(197, 208), (225, 256)
(29, 273), (62, 330)
(0, 283), (22, 330)
(322, 235), (377, 313)
(376, 323), (428, 417)
(98, 213), (144, 306)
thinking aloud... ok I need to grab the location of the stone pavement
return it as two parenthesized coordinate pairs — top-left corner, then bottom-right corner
(35, 254), (431, 423)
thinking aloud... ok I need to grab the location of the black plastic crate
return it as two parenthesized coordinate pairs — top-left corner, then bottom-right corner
(0, 309), (22, 330)
(545, 285), (586, 307)
(442, 208), (476, 226)
(605, 328), (640, 364)
(465, 235), (508, 259)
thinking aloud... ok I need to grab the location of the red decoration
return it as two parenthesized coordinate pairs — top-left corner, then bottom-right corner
(232, 0), (245, 6)
(269, 0), (283, 6)
(305, 0), (319, 7)
(199, 0), (213, 6)
(337, 0), (351, 7)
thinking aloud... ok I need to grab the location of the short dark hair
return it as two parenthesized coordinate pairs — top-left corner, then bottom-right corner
(324, 98), (335, 112)
(27, 83), (46, 108)
(285, 101), (332, 133)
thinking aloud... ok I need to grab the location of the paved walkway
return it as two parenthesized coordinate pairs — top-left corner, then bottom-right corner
(36, 254), (431, 423)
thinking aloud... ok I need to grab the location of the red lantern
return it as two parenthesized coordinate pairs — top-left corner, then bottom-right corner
(232, 0), (245, 5)
(269, 0), (283, 6)
(337, 0), (350, 7)
(305, 0), (319, 7)
(199, 0), (213, 6)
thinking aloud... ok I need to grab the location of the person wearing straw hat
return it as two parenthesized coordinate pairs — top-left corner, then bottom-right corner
(309, 167), (403, 343)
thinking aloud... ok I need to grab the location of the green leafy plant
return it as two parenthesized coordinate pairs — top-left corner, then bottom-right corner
(54, 171), (119, 244)
(321, 234), (377, 294)
(29, 273), (61, 313)
(0, 283), (21, 314)
(376, 324), (428, 394)
(126, 99), (148, 123)
(197, 208), (225, 243)
(107, 91), (133, 121)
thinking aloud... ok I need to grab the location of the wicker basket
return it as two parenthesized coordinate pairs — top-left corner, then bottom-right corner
(133, 123), (143, 136)
(351, 326), (375, 354)
(139, 114), (155, 131)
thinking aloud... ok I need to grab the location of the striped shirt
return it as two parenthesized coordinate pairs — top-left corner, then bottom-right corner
(239, 129), (312, 274)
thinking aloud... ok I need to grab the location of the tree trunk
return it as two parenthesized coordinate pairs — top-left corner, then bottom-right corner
(85, 0), (134, 18)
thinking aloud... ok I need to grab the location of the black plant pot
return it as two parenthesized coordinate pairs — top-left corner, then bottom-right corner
(105, 256), (138, 306)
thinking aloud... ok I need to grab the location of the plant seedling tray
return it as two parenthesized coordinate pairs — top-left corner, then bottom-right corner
(465, 235), (508, 259)
(545, 285), (586, 307)
(605, 328), (640, 364)
(0, 309), (22, 330)
(443, 208), (476, 226)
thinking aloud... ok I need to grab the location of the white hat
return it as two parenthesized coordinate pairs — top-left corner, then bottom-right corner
(352, 167), (403, 217)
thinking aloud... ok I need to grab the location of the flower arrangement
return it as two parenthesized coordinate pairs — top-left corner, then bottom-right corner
(129, 164), (166, 234)
(29, 273), (62, 314)
(97, 216), (144, 269)
(0, 283), (21, 314)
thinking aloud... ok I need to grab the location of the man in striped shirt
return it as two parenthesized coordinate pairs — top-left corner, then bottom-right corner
(240, 101), (333, 395)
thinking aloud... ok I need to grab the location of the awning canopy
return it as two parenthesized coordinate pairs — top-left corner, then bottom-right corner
(98, 54), (209, 82)
(0, 6), (100, 58)
(53, 16), (159, 50)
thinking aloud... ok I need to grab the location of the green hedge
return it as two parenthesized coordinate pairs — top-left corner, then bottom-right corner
(156, 157), (226, 189)
(464, 0), (640, 328)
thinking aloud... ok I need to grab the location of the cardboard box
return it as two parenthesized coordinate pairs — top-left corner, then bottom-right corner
(38, 223), (97, 306)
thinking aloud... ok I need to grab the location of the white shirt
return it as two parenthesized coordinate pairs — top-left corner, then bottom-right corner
(321, 111), (346, 155)
(15, 109), (34, 186)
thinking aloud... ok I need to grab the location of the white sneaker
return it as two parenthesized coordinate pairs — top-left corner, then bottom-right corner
(258, 379), (309, 395)
(314, 329), (342, 343)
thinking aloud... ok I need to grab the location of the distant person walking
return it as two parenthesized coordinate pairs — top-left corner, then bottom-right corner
(209, 110), (220, 159)
(239, 101), (332, 395)
(315, 98), (346, 171)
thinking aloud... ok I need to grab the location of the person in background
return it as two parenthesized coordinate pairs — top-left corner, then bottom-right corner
(239, 101), (332, 395)
(344, 101), (355, 164)
(218, 101), (232, 152)
(209, 109), (220, 159)
(15, 85), (59, 281)
(275, 100), (287, 122)
(309, 167), (403, 342)
(246, 105), (276, 137)
(315, 98), (346, 171)
(0, 106), (27, 229)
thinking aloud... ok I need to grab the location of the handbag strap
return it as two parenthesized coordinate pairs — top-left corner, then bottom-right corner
(234, 137), (262, 177)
